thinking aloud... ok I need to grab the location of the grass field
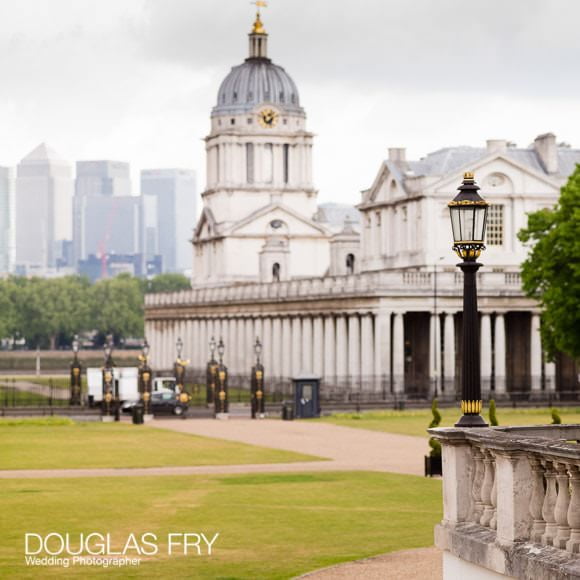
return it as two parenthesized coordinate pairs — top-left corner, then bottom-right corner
(0, 471), (441, 579)
(320, 406), (580, 437)
(0, 418), (319, 470)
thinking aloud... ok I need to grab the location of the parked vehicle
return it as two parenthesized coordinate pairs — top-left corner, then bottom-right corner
(87, 367), (176, 405)
(121, 392), (189, 416)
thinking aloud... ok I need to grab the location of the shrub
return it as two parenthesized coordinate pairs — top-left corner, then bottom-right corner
(489, 399), (499, 426)
(428, 399), (442, 458)
(551, 408), (562, 424)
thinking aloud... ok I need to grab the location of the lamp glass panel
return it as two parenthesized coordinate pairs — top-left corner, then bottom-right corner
(450, 208), (461, 242)
(459, 207), (475, 241)
(474, 206), (487, 242)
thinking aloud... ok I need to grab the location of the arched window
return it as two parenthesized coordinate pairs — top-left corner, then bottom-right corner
(346, 253), (355, 275)
(272, 262), (281, 282)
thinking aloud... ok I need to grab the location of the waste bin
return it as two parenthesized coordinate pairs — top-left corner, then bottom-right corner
(292, 375), (321, 418)
(132, 404), (144, 425)
(281, 401), (294, 421)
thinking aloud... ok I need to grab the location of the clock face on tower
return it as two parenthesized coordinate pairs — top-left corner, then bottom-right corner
(258, 108), (279, 128)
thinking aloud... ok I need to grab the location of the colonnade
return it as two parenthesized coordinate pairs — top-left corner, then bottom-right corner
(145, 309), (551, 397)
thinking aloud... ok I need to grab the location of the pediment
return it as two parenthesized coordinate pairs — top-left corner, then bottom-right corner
(363, 161), (407, 205)
(226, 203), (330, 237)
(193, 207), (218, 240)
(434, 153), (561, 196)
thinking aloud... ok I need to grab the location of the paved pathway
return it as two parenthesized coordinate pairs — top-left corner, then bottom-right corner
(297, 547), (442, 580)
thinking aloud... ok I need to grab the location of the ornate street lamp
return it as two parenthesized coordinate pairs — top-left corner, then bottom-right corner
(174, 337), (189, 408)
(448, 172), (489, 427)
(69, 334), (82, 406)
(206, 336), (218, 406)
(251, 337), (265, 419)
(215, 337), (229, 416)
(102, 335), (116, 420)
(139, 339), (153, 417)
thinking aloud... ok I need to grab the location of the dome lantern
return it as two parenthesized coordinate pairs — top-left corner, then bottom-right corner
(249, 2), (268, 59)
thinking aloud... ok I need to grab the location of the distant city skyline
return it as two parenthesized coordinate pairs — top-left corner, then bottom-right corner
(0, 0), (578, 207)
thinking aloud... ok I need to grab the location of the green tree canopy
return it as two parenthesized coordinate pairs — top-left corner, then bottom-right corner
(145, 273), (191, 294)
(518, 165), (580, 361)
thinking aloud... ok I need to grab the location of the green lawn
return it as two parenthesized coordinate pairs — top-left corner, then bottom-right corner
(0, 471), (441, 579)
(0, 419), (319, 470)
(320, 406), (580, 437)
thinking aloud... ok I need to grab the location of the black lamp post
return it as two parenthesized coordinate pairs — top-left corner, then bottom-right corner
(251, 337), (265, 419)
(70, 334), (82, 406)
(102, 335), (116, 419)
(174, 337), (189, 407)
(215, 337), (229, 415)
(206, 336), (218, 406)
(139, 339), (153, 416)
(449, 172), (489, 427)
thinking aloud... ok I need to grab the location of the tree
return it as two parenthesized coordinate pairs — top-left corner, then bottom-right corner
(90, 274), (144, 343)
(145, 273), (191, 294)
(518, 165), (580, 361)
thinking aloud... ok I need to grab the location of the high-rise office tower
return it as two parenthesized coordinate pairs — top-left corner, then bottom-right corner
(0, 167), (15, 274)
(15, 143), (73, 274)
(141, 169), (197, 273)
(73, 160), (142, 279)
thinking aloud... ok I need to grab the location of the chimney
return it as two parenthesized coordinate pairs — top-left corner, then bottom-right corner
(388, 148), (406, 162)
(534, 133), (558, 174)
(486, 139), (507, 153)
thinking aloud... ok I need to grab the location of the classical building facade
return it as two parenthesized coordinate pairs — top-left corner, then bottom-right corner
(145, 14), (579, 400)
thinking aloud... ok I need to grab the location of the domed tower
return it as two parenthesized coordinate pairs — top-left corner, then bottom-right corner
(192, 10), (330, 286)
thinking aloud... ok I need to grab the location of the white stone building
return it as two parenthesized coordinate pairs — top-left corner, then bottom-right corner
(145, 15), (579, 400)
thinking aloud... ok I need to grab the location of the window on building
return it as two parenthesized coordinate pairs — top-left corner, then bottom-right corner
(230, 118), (235, 125)
(246, 143), (254, 184)
(283, 144), (290, 184)
(487, 204), (504, 246)
(346, 253), (355, 275)
(272, 262), (281, 282)
(375, 211), (381, 226)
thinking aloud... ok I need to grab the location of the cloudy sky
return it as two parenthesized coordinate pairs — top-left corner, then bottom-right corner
(0, 0), (579, 207)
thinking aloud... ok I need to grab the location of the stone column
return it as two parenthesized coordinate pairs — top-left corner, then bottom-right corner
(200, 319), (208, 373)
(237, 317), (246, 379)
(335, 315), (348, 386)
(360, 313), (374, 392)
(271, 317), (282, 378)
(480, 313), (492, 396)
(494, 313), (507, 395)
(429, 312), (442, 397)
(281, 317), (292, 381)
(374, 310), (391, 395)
(323, 315), (336, 382)
(443, 312), (456, 395)
(291, 317), (302, 376)
(245, 317), (255, 375)
(392, 312), (405, 394)
(312, 316), (324, 378)
(263, 317), (272, 374)
(531, 313), (542, 393)
(348, 314), (361, 389)
(302, 316), (313, 374)
(545, 360), (556, 393)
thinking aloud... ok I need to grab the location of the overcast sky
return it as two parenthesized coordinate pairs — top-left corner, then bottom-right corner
(0, 0), (579, 207)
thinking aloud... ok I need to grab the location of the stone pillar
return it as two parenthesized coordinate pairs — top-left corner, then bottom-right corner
(237, 317), (246, 379)
(495, 452), (534, 544)
(480, 313), (492, 396)
(443, 312), (456, 395)
(335, 315), (348, 385)
(291, 317), (302, 376)
(312, 316), (324, 378)
(392, 312), (405, 394)
(282, 317), (292, 381)
(245, 317), (255, 374)
(348, 314), (361, 389)
(263, 317), (272, 374)
(271, 317), (282, 378)
(494, 313), (507, 395)
(374, 310), (391, 395)
(429, 312), (442, 397)
(323, 315), (336, 382)
(302, 316), (313, 374)
(360, 313), (374, 392)
(545, 360), (556, 393)
(530, 313), (542, 393)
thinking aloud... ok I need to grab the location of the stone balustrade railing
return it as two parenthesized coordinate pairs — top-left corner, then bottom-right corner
(146, 268), (525, 309)
(430, 425), (580, 578)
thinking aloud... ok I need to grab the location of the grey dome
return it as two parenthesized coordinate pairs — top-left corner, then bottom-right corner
(213, 58), (303, 116)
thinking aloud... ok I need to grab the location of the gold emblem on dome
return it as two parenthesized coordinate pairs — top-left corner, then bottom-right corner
(258, 108), (279, 128)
